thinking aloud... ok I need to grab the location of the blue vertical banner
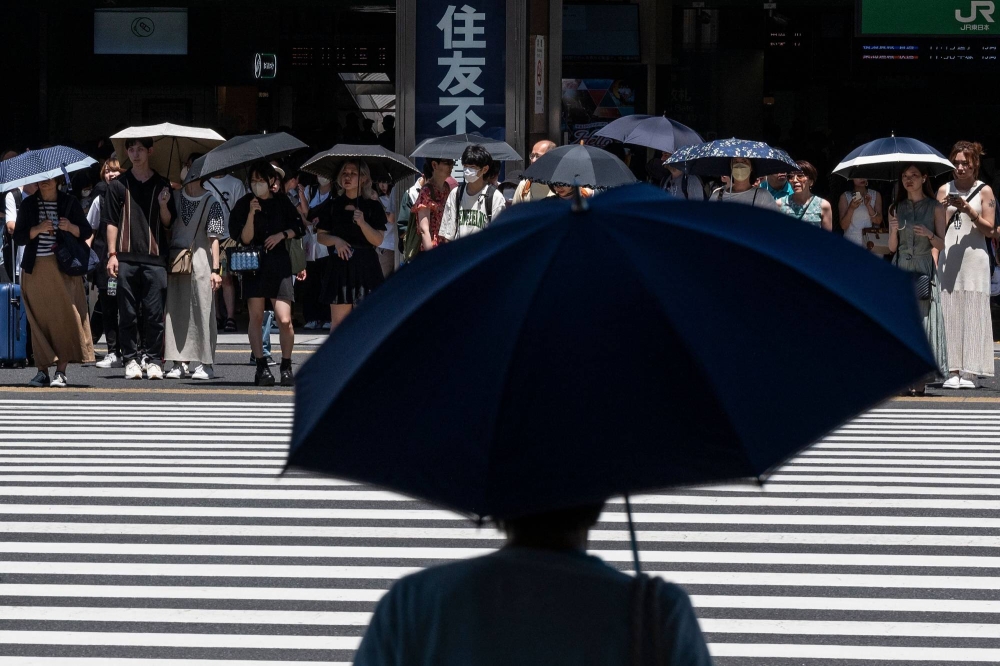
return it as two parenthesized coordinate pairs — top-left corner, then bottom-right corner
(415, 1), (507, 148)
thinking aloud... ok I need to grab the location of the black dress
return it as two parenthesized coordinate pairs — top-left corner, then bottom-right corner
(229, 193), (305, 302)
(317, 194), (388, 305)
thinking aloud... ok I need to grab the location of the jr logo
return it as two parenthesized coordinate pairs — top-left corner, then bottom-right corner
(956, 1), (996, 23)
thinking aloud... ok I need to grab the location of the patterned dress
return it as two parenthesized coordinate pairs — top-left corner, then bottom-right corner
(776, 195), (825, 228)
(411, 183), (450, 250)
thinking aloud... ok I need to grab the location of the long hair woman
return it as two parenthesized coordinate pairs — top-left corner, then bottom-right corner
(888, 164), (948, 394)
(316, 159), (389, 330)
(936, 141), (997, 389)
(12, 178), (95, 387)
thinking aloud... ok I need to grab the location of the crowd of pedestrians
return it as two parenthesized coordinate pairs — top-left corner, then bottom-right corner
(1, 127), (996, 391)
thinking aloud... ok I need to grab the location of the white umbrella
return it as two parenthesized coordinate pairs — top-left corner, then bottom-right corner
(110, 123), (225, 183)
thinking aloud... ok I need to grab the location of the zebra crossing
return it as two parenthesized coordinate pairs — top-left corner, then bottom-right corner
(2, 400), (1000, 663)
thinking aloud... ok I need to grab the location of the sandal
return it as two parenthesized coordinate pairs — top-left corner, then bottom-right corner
(224, 318), (237, 333)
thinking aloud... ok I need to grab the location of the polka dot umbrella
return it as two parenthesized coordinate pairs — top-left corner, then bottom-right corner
(0, 146), (96, 192)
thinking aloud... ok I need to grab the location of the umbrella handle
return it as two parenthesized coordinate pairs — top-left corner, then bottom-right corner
(624, 494), (641, 575)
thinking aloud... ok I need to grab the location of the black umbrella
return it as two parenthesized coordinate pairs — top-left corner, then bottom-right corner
(523, 143), (637, 189)
(300, 144), (420, 184)
(411, 134), (522, 162)
(183, 132), (308, 185)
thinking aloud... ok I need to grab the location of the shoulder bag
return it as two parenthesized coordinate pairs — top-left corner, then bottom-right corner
(53, 198), (100, 277)
(286, 235), (306, 274)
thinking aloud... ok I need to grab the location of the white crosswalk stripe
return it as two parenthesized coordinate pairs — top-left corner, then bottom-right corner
(2, 400), (1000, 664)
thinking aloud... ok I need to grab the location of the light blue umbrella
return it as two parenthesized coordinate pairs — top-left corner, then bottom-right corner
(0, 146), (96, 192)
(665, 138), (797, 177)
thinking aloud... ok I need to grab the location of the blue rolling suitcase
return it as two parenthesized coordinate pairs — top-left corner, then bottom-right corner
(0, 282), (28, 368)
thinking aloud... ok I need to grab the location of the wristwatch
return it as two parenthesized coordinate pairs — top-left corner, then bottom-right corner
(212, 267), (221, 275)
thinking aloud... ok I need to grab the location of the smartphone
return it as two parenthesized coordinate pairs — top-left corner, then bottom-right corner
(852, 191), (862, 202)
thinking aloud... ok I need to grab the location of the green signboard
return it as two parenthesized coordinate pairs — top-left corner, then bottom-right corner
(861, 0), (997, 35)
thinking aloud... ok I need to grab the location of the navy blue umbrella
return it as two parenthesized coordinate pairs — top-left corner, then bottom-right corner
(620, 116), (703, 154)
(665, 138), (797, 177)
(287, 184), (935, 521)
(833, 136), (954, 181)
(592, 115), (655, 143)
(0, 146), (96, 192)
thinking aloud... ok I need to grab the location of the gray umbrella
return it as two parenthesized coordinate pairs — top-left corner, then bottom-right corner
(523, 143), (637, 189)
(411, 134), (522, 162)
(183, 132), (308, 185)
(300, 144), (420, 183)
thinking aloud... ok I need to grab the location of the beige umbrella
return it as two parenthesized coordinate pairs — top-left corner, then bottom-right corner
(110, 123), (225, 183)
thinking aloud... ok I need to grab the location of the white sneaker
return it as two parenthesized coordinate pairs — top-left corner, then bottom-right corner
(96, 352), (120, 369)
(303, 321), (320, 330)
(960, 374), (977, 389)
(322, 322), (331, 330)
(50, 371), (67, 388)
(125, 360), (143, 380)
(191, 364), (214, 380)
(165, 363), (189, 379)
(942, 375), (961, 389)
(146, 363), (164, 380)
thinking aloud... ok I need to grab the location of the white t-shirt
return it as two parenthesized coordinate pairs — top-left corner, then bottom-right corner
(377, 195), (397, 251)
(711, 185), (779, 210)
(86, 196), (103, 230)
(204, 175), (247, 238)
(665, 174), (705, 201)
(438, 184), (507, 241)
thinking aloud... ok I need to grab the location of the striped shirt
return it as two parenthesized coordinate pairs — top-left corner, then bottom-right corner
(36, 200), (58, 257)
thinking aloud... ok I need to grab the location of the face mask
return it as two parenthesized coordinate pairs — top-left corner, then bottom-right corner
(179, 166), (190, 182)
(317, 176), (331, 187)
(81, 188), (92, 199)
(252, 182), (270, 198)
(731, 164), (752, 182)
(463, 167), (482, 184)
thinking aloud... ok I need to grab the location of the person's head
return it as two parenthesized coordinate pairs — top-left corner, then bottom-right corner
(499, 503), (605, 550)
(1, 149), (18, 162)
(124, 137), (154, 170)
(894, 164), (934, 210)
(461, 144), (493, 185)
(788, 160), (817, 195)
(36, 177), (59, 199)
(529, 140), (556, 164)
(730, 157), (753, 183)
(551, 184), (575, 199)
(181, 152), (203, 184)
(336, 159), (375, 200)
(248, 160), (278, 199)
(950, 140), (984, 181)
(382, 115), (395, 130)
(851, 177), (868, 191)
(486, 160), (501, 185)
(766, 172), (788, 189)
(276, 164), (298, 193)
(499, 181), (517, 206)
(100, 157), (122, 183)
(375, 176), (392, 196)
(661, 151), (682, 178)
(422, 157), (456, 183)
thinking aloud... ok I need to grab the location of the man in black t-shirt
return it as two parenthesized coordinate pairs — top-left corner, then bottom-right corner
(101, 137), (175, 380)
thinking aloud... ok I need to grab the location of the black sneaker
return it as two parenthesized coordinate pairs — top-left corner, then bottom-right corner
(249, 353), (278, 366)
(255, 364), (275, 387)
(280, 365), (294, 386)
(28, 371), (50, 388)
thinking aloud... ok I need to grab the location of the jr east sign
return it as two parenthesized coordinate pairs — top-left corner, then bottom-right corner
(415, 1), (507, 145)
(861, 0), (998, 35)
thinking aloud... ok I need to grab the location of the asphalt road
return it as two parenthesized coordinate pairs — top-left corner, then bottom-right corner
(2, 351), (1000, 663)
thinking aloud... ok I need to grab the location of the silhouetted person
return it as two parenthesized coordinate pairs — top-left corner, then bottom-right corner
(378, 115), (396, 152)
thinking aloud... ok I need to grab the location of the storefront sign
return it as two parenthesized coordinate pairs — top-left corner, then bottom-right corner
(254, 53), (277, 80)
(94, 8), (188, 55)
(534, 36), (545, 115)
(415, 1), (507, 145)
(861, 0), (997, 35)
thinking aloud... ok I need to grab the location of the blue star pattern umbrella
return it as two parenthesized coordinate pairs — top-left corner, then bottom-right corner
(833, 136), (955, 181)
(665, 138), (797, 177)
(0, 146), (96, 192)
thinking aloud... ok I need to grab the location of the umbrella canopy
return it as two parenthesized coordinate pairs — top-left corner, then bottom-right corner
(411, 134), (522, 162)
(592, 115), (655, 143)
(522, 143), (637, 189)
(0, 146), (96, 192)
(616, 116), (703, 154)
(300, 144), (420, 184)
(287, 184), (935, 521)
(110, 123), (225, 183)
(184, 132), (309, 185)
(832, 136), (955, 181)
(665, 138), (797, 177)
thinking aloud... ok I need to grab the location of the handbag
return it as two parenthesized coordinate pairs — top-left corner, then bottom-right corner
(286, 237), (306, 274)
(167, 196), (209, 275)
(862, 227), (891, 256)
(52, 198), (99, 276)
(913, 273), (932, 301)
(226, 245), (263, 274)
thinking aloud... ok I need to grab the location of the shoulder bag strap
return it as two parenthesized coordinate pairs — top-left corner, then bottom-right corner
(752, 188), (758, 207)
(205, 180), (232, 214)
(179, 193), (209, 255)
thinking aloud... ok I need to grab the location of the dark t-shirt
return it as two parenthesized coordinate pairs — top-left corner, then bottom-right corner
(315, 194), (389, 249)
(101, 169), (175, 265)
(228, 193), (305, 279)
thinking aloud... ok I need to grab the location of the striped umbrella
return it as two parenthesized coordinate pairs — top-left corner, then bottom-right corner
(0, 146), (96, 192)
(833, 136), (954, 181)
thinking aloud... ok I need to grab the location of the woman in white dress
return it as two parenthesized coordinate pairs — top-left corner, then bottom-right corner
(936, 141), (997, 389)
(839, 178), (882, 246)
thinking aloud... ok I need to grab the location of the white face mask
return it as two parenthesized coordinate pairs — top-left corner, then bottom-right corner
(463, 167), (482, 184)
(80, 188), (92, 199)
(179, 166), (190, 182)
(252, 182), (270, 198)
(317, 176), (331, 187)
